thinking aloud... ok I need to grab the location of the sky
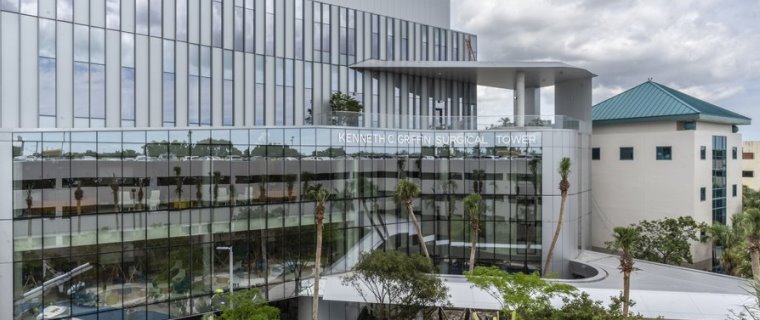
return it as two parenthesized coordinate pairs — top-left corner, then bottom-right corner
(450, 0), (760, 139)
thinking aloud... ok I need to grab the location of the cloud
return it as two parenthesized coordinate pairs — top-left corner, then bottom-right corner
(451, 0), (760, 138)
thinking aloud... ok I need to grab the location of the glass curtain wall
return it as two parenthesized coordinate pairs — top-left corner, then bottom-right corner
(12, 127), (542, 319)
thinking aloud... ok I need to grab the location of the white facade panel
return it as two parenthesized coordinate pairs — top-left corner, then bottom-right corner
(90, 0), (105, 28)
(295, 60), (303, 126)
(285, 0), (294, 59)
(234, 51), (244, 126)
(304, 0), (312, 61)
(19, 15), (38, 128)
(56, 22), (73, 128)
(164, 0), (176, 40)
(319, 0), (450, 29)
(255, 0), (264, 54)
(188, 0), (200, 43)
(201, 0), (212, 46)
(149, 37), (163, 126)
(105, 29), (120, 127)
(1, 13), (19, 128)
(176, 41), (189, 127)
(134, 35), (149, 127)
(122, 0), (135, 33)
(223, 0), (233, 49)
(245, 53), (254, 126)
(275, 0), (285, 57)
(265, 56), (274, 125)
(212, 47), (223, 126)
(74, 0), (89, 25)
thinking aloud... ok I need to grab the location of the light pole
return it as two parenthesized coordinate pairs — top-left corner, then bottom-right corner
(216, 246), (234, 293)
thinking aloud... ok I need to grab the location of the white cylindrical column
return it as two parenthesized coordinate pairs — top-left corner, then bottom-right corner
(515, 72), (525, 126)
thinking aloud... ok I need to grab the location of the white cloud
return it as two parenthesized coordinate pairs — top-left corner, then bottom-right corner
(452, 0), (760, 138)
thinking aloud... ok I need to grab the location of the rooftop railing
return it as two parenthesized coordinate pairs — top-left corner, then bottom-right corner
(312, 111), (582, 130)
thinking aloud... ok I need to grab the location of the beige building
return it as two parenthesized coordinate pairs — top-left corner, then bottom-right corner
(742, 141), (760, 191)
(591, 81), (750, 270)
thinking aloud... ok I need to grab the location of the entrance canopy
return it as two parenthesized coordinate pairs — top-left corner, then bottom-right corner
(350, 60), (596, 89)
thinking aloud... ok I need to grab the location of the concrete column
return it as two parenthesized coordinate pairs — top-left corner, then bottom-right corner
(525, 87), (540, 117)
(514, 71), (525, 126)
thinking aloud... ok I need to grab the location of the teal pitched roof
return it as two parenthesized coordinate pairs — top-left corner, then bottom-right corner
(592, 81), (751, 125)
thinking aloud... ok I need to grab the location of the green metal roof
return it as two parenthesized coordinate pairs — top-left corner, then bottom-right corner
(592, 81), (751, 125)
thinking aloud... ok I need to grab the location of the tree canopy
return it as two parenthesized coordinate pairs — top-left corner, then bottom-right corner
(329, 91), (363, 112)
(629, 216), (707, 265)
(464, 266), (575, 316)
(342, 250), (449, 320)
(217, 289), (280, 320)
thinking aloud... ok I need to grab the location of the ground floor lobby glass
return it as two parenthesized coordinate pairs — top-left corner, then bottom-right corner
(10, 127), (543, 320)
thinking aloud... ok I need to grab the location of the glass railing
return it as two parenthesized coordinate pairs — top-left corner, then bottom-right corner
(313, 111), (582, 130)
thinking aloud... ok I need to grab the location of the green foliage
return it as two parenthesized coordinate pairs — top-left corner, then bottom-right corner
(712, 214), (752, 277)
(528, 292), (646, 320)
(629, 216), (708, 265)
(464, 193), (482, 229)
(608, 227), (640, 253)
(393, 179), (421, 205)
(342, 250), (449, 320)
(464, 266), (575, 316)
(745, 185), (760, 211)
(558, 157), (571, 180)
(744, 208), (760, 244)
(218, 289), (280, 320)
(329, 91), (363, 112)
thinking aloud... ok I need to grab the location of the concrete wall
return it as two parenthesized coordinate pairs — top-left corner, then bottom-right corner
(743, 141), (760, 191)
(591, 121), (742, 269)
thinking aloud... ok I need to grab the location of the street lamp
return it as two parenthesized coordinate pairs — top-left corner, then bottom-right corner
(216, 246), (234, 293)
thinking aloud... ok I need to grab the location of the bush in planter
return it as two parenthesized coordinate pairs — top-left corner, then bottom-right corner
(329, 92), (363, 126)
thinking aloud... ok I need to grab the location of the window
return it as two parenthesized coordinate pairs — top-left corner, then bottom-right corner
(223, 51), (233, 126)
(592, 148), (600, 160)
(700, 146), (706, 160)
(163, 41), (176, 127)
(744, 152), (755, 160)
(213, 0), (223, 47)
(733, 184), (738, 197)
(744, 171), (755, 178)
(700, 187), (706, 201)
(656, 146), (672, 160)
(733, 147), (738, 160)
(619, 147), (634, 160)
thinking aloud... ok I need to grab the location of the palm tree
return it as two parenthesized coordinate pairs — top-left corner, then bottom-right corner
(464, 193), (482, 271)
(543, 157), (570, 275)
(710, 215), (750, 277)
(743, 208), (760, 281)
(307, 184), (330, 320)
(285, 174), (297, 201)
(394, 179), (429, 259)
(610, 226), (639, 317)
(74, 182), (84, 231)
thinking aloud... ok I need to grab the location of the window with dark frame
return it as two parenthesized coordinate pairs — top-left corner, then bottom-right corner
(744, 152), (755, 160)
(592, 148), (600, 160)
(656, 146), (672, 160)
(620, 147), (634, 160)
(700, 187), (706, 201)
(733, 147), (738, 160)
(744, 171), (755, 178)
(733, 184), (737, 197)
(700, 146), (706, 160)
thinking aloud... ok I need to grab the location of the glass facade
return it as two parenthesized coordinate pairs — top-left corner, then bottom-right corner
(10, 127), (543, 319)
(0, 0), (477, 129)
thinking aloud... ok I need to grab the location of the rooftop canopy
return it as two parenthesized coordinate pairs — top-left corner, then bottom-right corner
(350, 60), (596, 89)
(592, 81), (751, 125)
